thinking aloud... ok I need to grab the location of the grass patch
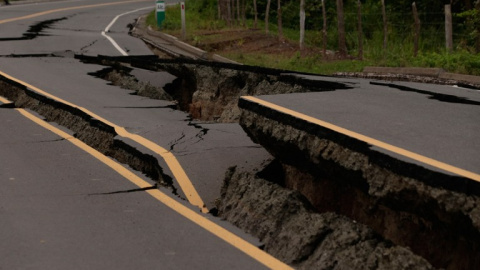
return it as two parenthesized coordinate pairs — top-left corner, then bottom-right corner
(145, 1), (480, 76)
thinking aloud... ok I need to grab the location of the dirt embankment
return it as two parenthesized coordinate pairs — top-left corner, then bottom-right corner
(218, 166), (434, 269)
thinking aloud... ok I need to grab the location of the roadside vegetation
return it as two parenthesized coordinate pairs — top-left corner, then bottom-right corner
(147, 0), (480, 75)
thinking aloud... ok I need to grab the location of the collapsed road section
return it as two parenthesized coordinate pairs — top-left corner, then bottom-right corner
(2, 53), (479, 269)
(233, 94), (480, 269)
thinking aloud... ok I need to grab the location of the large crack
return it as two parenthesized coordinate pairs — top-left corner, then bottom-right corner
(234, 103), (480, 269)
(75, 55), (353, 123)
(371, 81), (480, 106)
(0, 17), (68, 41)
(0, 75), (177, 195)
(88, 184), (157, 196)
(217, 166), (434, 269)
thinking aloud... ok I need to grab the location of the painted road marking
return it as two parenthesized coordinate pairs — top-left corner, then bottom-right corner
(0, 71), (208, 213)
(241, 96), (480, 182)
(0, 0), (151, 25)
(102, 6), (152, 56)
(10, 107), (292, 270)
(0, 96), (12, 104)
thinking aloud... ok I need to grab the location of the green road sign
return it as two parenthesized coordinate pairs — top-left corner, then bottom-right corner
(156, 1), (165, 28)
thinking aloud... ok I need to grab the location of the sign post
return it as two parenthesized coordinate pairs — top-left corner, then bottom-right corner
(156, 1), (165, 28)
(181, 2), (186, 40)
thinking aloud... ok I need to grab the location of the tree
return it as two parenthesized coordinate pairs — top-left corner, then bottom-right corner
(336, 0), (347, 57)
(236, 0), (240, 25)
(322, 0), (327, 57)
(253, 0), (258, 28)
(381, 0), (388, 52)
(278, 0), (283, 40)
(357, 0), (363, 60)
(265, 0), (272, 34)
(300, 0), (305, 50)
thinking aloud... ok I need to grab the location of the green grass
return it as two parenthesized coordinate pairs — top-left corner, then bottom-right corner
(146, 2), (480, 76)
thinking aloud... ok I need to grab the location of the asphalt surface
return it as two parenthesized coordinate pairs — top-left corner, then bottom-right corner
(267, 74), (480, 176)
(0, 1), (276, 269)
(1, 0), (479, 268)
(0, 107), (266, 269)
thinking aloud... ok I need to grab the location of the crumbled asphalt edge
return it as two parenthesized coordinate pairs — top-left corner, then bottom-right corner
(0, 75), (176, 194)
(75, 55), (352, 123)
(88, 65), (175, 101)
(75, 55), (473, 267)
(217, 167), (434, 270)
(335, 72), (480, 90)
(236, 101), (480, 269)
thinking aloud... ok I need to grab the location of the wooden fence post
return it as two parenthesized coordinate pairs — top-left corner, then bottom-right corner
(381, 0), (387, 54)
(300, 0), (305, 50)
(412, 2), (420, 57)
(445, 4), (453, 52)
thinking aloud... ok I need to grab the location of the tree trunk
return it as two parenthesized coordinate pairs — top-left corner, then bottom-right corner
(336, 0), (347, 58)
(218, 0), (221, 19)
(265, 0), (271, 34)
(381, 0), (387, 53)
(227, 0), (232, 27)
(445, 4), (453, 52)
(241, 0), (246, 27)
(236, 0), (240, 25)
(412, 2), (420, 57)
(357, 0), (363, 60)
(277, 0), (283, 41)
(476, 0), (480, 53)
(231, 0), (236, 25)
(300, 0), (305, 50)
(322, 0), (327, 57)
(253, 0), (258, 28)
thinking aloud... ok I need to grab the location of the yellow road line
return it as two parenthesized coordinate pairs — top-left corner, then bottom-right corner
(14, 107), (292, 270)
(0, 96), (12, 104)
(0, 0), (151, 25)
(242, 96), (480, 182)
(0, 71), (208, 213)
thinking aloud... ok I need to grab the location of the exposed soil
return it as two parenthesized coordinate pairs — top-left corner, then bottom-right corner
(237, 100), (480, 270)
(218, 166), (434, 270)
(185, 28), (325, 59)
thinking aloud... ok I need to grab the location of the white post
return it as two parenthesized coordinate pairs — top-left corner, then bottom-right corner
(181, 2), (186, 40)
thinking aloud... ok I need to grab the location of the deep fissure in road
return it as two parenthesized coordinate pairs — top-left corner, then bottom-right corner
(78, 55), (352, 123)
(236, 101), (480, 270)
(3, 55), (479, 269)
(77, 55), (480, 268)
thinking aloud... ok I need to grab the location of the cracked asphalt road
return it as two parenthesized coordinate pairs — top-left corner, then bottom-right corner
(0, 107), (267, 270)
(0, 1), (277, 269)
